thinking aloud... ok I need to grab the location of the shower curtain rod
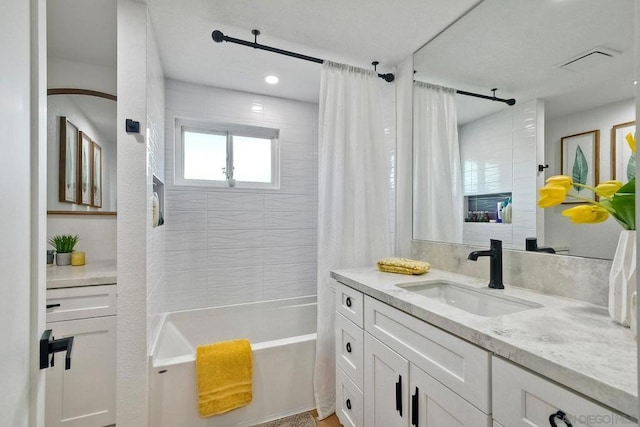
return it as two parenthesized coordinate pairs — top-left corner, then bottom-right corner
(212, 29), (395, 82)
(456, 89), (516, 106)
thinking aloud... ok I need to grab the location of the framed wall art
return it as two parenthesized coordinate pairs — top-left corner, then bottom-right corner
(611, 121), (636, 182)
(560, 129), (599, 203)
(78, 131), (93, 205)
(59, 116), (79, 203)
(91, 141), (102, 208)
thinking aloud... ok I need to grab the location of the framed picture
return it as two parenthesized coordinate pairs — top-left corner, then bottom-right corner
(78, 131), (93, 205)
(611, 121), (636, 182)
(91, 141), (102, 208)
(59, 117), (79, 203)
(560, 130), (599, 203)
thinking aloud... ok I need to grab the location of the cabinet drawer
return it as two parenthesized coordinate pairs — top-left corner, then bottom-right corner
(336, 312), (364, 391)
(492, 357), (634, 426)
(336, 366), (364, 427)
(365, 295), (490, 413)
(336, 281), (364, 328)
(46, 284), (117, 322)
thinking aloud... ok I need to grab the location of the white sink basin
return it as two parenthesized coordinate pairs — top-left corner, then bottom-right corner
(397, 281), (542, 317)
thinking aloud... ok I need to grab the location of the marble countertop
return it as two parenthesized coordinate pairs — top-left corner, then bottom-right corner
(47, 259), (117, 289)
(331, 267), (638, 419)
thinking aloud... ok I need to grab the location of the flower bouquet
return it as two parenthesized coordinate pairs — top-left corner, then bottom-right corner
(537, 132), (636, 330)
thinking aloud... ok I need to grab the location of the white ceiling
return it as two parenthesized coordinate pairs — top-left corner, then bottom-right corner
(48, 0), (636, 121)
(146, 0), (482, 102)
(414, 0), (636, 124)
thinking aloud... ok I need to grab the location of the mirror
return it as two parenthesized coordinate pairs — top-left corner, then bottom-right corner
(47, 0), (117, 214)
(413, 0), (636, 260)
(47, 91), (117, 212)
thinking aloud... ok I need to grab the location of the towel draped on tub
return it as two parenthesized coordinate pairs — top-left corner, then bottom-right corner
(196, 338), (253, 417)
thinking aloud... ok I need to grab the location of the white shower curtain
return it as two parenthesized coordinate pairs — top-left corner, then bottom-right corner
(413, 82), (463, 243)
(314, 61), (393, 419)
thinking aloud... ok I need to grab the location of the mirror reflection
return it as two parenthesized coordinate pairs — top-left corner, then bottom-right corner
(47, 92), (117, 212)
(413, 0), (636, 260)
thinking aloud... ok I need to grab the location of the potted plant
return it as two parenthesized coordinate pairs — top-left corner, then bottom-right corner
(48, 234), (80, 266)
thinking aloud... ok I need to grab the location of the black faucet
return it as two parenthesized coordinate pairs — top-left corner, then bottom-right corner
(467, 239), (504, 289)
(525, 237), (556, 254)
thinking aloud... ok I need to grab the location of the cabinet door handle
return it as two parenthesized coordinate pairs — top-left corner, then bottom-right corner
(345, 296), (352, 308)
(549, 410), (573, 427)
(411, 387), (419, 426)
(395, 375), (402, 416)
(346, 342), (352, 353)
(46, 304), (61, 309)
(346, 398), (351, 410)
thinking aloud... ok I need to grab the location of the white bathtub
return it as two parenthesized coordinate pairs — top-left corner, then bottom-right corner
(149, 296), (317, 427)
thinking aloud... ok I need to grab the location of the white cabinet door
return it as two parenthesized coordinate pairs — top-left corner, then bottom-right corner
(46, 316), (116, 427)
(409, 365), (490, 427)
(364, 333), (410, 427)
(493, 357), (635, 426)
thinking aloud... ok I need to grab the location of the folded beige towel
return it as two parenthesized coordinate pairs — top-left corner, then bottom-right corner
(377, 257), (430, 275)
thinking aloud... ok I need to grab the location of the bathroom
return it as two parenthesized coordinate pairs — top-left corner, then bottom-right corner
(1, 0), (639, 426)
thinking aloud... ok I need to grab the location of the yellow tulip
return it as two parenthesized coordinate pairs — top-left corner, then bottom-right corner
(545, 175), (572, 191)
(594, 180), (624, 198)
(537, 184), (568, 208)
(626, 133), (636, 153)
(561, 205), (609, 224)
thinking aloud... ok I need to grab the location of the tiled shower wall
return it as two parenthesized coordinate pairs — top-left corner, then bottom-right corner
(159, 80), (318, 312)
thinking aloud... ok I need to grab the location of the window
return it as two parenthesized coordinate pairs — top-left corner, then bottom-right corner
(175, 120), (279, 188)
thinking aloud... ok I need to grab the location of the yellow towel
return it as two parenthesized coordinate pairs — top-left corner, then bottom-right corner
(196, 339), (252, 417)
(377, 257), (430, 275)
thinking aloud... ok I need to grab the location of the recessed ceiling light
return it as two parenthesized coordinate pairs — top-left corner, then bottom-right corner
(251, 103), (263, 112)
(634, 80), (638, 85)
(265, 75), (279, 85)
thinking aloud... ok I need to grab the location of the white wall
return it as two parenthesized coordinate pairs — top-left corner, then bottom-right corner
(159, 79), (318, 311)
(116, 1), (149, 425)
(48, 57), (116, 95)
(47, 215), (116, 261)
(545, 98), (635, 259)
(146, 15), (166, 352)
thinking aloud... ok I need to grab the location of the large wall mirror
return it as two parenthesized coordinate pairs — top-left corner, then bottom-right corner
(47, 90), (117, 213)
(47, 0), (117, 214)
(413, 0), (636, 260)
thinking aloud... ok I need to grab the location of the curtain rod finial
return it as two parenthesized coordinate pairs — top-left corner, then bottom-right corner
(212, 30), (224, 43)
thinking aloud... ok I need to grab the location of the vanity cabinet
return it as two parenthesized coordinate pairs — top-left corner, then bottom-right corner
(492, 357), (634, 427)
(45, 284), (117, 427)
(335, 281), (491, 427)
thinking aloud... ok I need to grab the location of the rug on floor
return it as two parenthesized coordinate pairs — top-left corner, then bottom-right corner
(252, 412), (316, 427)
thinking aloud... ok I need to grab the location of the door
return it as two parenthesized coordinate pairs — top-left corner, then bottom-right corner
(46, 316), (116, 427)
(364, 333), (409, 427)
(409, 365), (490, 427)
(0, 0), (47, 425)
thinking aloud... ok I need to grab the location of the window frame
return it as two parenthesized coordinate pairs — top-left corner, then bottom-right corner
(175, 119), (280, 189)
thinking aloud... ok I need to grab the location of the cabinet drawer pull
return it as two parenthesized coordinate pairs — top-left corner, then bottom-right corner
(346, 398), (351, 410)
(549, 410), (573, 427)
(395, 375), (402, 416)
(346, 342), (352, 353)
(345, 296), (352, 308)
(411, 387), (419, 426)
(46, 304), (61, 309)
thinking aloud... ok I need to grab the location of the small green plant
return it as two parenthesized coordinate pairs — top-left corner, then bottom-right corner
(48, 234), (80, 253)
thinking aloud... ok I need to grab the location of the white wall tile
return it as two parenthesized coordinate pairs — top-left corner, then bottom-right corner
(208, 229), (264, 248)
(207, 247), (265, 268)
(163, 81), (319, 311)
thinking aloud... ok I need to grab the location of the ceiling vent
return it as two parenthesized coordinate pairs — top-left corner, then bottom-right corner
(556, 46), (620, 72)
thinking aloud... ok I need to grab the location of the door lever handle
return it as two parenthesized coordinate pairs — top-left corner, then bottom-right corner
(40, 329), (74, 370)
